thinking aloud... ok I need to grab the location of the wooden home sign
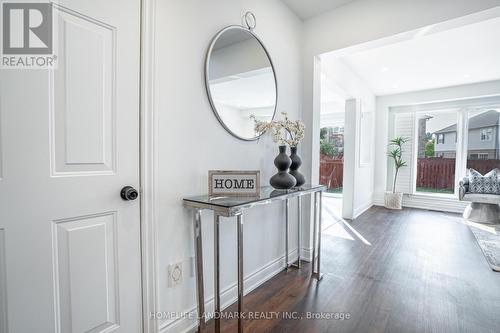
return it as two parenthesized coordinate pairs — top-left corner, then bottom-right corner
(208, 170), (260, 197)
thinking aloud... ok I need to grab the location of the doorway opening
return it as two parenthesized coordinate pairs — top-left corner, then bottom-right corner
(319, 71), (345, 229)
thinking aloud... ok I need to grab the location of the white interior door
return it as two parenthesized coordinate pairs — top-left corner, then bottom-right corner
(0, 0), (142, 332)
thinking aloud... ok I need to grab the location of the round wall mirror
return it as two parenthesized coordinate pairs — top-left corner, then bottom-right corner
(205, 26), (278, 141)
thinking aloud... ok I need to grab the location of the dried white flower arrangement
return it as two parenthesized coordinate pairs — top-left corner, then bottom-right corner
(251, 112), (305, 147)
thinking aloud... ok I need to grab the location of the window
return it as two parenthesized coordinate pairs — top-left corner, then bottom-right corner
(479, 153), (489, 160)
(467, 110), (500, 175)
(320, 120), (345, 194)
(480, 128), (493, 141)
(415, 111), (457, 194)
(332, 126), (344, 134)
(391, 100), (500, 199)
(437, 133), (445, 144)
(470, 153), (489, 160)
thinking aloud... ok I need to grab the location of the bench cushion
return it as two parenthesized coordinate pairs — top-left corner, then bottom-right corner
(462, 193), (500, 204)
(469, 168), (500, 194)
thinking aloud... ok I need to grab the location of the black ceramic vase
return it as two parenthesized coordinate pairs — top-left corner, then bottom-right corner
(289, 146), (305, 187)
(270, 146), (296, 190)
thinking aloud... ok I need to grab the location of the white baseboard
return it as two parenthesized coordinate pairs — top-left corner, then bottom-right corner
(373, 195), (384, 206)
(373, 192), (466, 213)
(159, 248), (305, 333)
(301, 246), (313, 261)
(353, 200), (373, 219)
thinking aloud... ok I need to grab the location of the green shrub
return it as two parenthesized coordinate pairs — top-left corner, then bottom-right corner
(320, 127), (328, 140)
(424, 140), (435, 157)
(320, 141), (337, 157)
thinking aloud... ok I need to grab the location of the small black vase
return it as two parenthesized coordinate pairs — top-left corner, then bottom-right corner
(270, 146), (296, 190)
(289, 146), (305, 187)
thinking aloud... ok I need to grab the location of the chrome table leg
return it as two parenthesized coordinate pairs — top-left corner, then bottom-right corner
(214, 213), (221, 333)
(316, 191), (323, 280)
(291, 196), (302, 269)
(237, 213), (244, 333)
(312, 192), (318, 275)
(297, 195), (302, 269)
(194, 209), (205, 332)
(285, 198), (289, 269)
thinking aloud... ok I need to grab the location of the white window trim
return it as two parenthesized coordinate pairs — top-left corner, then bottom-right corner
(387, 111), (416, 194)
(456, 108), (467, 198)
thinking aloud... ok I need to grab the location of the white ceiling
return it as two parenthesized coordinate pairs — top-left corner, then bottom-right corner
(329, 16), (500, 96)
(281, 0), (357, 20)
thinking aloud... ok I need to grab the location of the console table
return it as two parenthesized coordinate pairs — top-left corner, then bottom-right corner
(183, 184), (326, 333)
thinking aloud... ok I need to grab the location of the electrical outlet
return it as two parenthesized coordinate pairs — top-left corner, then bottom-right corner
(168, 262), (183, 287)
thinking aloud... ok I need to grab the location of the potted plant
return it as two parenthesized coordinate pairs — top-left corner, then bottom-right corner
(385, 136), (408, 210)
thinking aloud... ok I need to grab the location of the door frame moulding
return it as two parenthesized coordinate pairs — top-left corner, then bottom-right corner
(140, 0), (159, 332)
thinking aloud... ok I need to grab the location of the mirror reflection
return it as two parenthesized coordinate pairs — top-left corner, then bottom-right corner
(206, 27), (277, 140)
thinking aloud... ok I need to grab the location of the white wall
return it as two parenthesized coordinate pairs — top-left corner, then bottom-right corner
(153, 0), (302, 332)
(374, 79), (500, 204)
(0, 230), (6, 333)
(301, 0), (500, 220)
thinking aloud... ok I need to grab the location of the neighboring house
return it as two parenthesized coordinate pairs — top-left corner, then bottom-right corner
(417, 116), (433, 158)
(434, 110), (500, 159)
(324, 126), (344, 156)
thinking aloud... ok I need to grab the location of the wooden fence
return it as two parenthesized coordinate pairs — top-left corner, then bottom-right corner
(320, 156), (500, 190)
(416, 158), (500, 189)
(319, 155), (343, 189)
(466, 159), (500, 175)
(416, 158), (455, 189)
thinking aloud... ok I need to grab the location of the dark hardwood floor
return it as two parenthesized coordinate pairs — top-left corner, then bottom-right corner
(201, 206), (500, 333)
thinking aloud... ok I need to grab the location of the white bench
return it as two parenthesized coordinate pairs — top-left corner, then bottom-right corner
(459, 177), (500, 224)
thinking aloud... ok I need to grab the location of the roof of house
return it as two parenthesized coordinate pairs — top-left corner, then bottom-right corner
(434, 110), (500, 134)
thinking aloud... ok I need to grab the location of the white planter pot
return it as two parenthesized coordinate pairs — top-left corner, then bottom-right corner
(384, 191), (403, 210)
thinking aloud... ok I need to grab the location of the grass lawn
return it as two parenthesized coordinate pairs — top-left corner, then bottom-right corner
(416, 187), (454, 194)
(327, 187), (343, 194)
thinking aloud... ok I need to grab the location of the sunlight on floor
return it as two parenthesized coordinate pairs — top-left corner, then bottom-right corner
(341, 220), (372, 246)
(467, 221), (498, 235)
(322, 196), (343, 231)
(323, 222), (355, 240)
(322, 195), (372, 245)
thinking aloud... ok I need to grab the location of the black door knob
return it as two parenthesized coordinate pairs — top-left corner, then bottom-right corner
(121, 186), (138, 201)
